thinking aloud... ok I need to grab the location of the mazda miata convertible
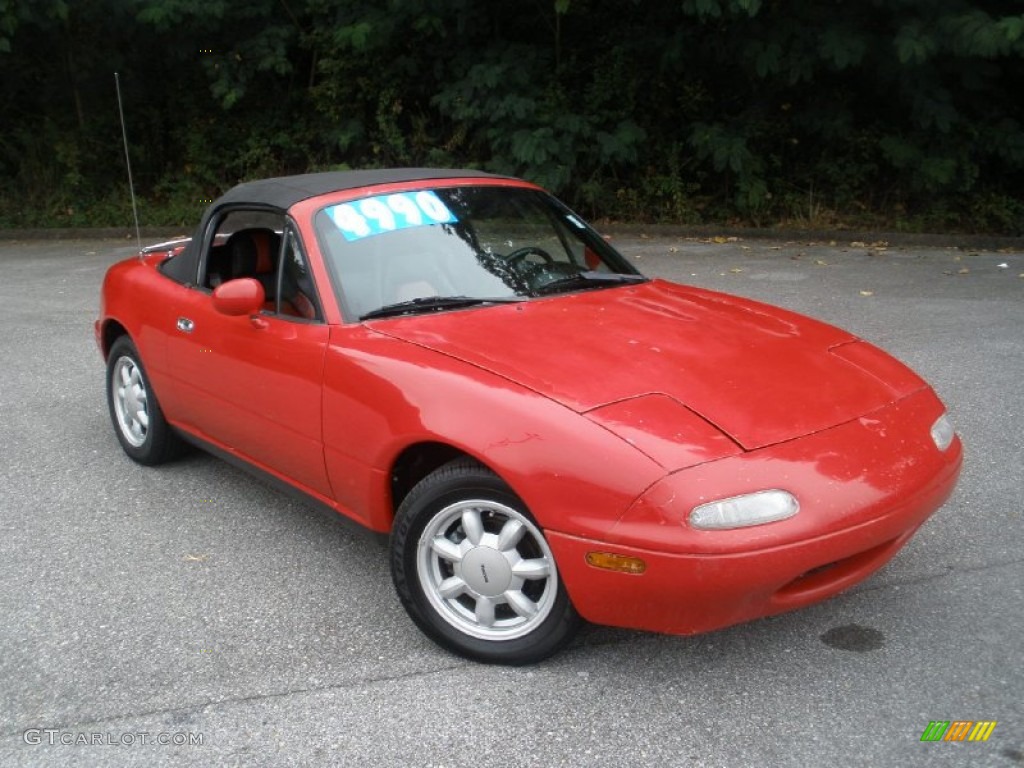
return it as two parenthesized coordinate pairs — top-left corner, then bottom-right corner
(96, 169), (962, 663)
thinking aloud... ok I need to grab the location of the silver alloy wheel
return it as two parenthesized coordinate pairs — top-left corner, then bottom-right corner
(111, 355), (149, 447)
(417, 499), (558, 641)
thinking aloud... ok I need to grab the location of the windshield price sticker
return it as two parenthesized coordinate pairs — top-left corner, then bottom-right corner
(327, 191), (458, 241)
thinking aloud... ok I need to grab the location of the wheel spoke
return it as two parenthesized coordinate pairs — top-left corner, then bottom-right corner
(496, 518), (526, 551)
(430, 535), (463, 563)
(461, 508), (484, 545)
(136, 409), (149, 428)
(504, 589), (538, 619)
(474, 596), (497, 627)
(438, 575), (467, 599)
(512, 557), (551, 580)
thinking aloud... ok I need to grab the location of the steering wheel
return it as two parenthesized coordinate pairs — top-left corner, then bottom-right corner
(503, 246), (555, 266)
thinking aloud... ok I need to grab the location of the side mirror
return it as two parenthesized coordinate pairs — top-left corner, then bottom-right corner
(212, 277), (265, 317)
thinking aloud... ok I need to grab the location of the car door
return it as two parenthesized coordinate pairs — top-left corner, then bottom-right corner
(164, 212), (333, 500)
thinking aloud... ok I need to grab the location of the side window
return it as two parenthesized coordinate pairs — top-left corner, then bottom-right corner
(275, 226), (322, 322)
(200, 211), (321, 321)
(202, 210), (284, 293)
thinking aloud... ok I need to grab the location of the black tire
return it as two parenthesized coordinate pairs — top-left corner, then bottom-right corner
(390, 458), (581, 664)
(106, 335), (186, 465)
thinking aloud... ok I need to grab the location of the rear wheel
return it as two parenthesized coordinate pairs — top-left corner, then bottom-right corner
(391, 459), (580, 664)
(106, 336), (185, 465)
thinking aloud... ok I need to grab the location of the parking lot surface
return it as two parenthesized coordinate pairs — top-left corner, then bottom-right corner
(1, 234), (1021, 767)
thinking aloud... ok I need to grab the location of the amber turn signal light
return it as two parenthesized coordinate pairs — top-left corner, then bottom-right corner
(585, 551), (647, 574)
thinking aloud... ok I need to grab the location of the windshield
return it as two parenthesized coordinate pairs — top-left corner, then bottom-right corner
(313, 185), (645, 320)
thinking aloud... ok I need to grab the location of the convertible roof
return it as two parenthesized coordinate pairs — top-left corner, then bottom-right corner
(215, 168), (510, 210)
(161, 168), (514, 285)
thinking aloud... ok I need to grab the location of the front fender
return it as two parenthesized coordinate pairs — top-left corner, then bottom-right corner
(321, 325), (667, 536)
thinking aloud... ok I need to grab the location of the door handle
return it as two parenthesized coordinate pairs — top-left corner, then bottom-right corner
(176, 317), (194, 333)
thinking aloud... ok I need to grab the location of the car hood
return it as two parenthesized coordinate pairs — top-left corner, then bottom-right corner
(370, 280), (926, 451)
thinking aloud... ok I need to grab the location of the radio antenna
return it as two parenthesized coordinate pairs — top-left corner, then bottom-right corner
(114, 72), (142, 252)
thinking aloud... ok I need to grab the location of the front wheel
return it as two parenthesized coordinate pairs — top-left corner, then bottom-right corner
(390, 459), (580, 664)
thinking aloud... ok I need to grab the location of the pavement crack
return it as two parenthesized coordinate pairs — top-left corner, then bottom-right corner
(851, 555), (1024, 596)
(1, 661), (467, 738)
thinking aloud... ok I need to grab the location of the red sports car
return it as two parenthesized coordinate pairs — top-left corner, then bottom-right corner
(96, 169), (962, 664)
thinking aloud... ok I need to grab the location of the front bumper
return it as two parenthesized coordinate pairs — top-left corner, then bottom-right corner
(547, 388), (963, 635)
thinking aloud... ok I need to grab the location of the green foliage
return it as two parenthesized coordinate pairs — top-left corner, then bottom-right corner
(1, 0), (1023, 233)
(683, 0), (762, 20)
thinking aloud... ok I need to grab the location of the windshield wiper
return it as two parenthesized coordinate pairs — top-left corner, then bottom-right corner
(359, 295), (523, 321)
(534, 270), (647, 295)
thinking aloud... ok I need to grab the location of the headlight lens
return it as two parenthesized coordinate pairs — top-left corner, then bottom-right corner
(930, 413), (955, 452)
(689, 490), (799, 530)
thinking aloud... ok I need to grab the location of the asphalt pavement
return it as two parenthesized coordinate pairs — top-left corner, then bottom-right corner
(0, 234), (1021, 767)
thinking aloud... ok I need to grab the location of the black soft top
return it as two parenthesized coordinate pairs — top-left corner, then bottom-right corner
(215, 168), (508, 210)
(162, 168), (511, 285)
